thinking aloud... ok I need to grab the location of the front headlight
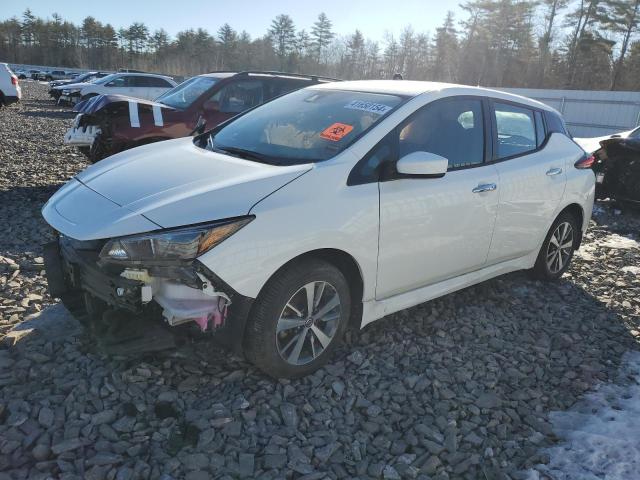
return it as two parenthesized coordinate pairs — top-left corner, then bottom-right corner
(99, 217), (253, 265)
(64, 88), (80, 94)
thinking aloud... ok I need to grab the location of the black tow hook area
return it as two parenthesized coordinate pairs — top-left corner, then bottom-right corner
(91, 309), (176, 356)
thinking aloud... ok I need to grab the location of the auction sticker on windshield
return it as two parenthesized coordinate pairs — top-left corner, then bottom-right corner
(344, 100), (393, 115)
(320, 123), (354, 142)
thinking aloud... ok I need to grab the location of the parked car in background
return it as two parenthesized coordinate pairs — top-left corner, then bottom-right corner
(42, 80), (594, 377)
(49, 71), (110, 99)
(574, 126), (640, 154)
(0, 63), (21, 106)
(64, 71), (338, 162)
(29, 70), (41, 80)
(591, 134), (640, 206)
(57, 73), (176, 105)
(44, 70), (69, 81)
(15, 70), (27, 79)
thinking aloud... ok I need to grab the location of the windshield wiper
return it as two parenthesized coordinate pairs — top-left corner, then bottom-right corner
(213, 145), (278, 164)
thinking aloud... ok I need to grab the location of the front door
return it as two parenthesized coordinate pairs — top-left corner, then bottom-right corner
(376, 97), (499, 299)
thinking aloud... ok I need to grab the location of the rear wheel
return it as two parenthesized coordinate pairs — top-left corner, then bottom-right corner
(244, 259), (351, 378)
(532, 212), (579, 280)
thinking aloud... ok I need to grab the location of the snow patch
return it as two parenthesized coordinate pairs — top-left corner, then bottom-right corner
(598, 234), (639, 250)
(622, 266), (640, 275)
(529, 351), (640, 480)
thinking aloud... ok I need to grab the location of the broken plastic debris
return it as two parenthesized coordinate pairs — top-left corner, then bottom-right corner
(194, 297), (229, 332)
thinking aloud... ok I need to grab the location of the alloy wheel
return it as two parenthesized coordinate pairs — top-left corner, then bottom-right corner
(276, 281), (341, 366)
(546, 221), (574, 274)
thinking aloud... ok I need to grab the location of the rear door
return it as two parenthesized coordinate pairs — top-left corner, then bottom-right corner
(143, 76), (174, 100)
(486, 101), (567, 263)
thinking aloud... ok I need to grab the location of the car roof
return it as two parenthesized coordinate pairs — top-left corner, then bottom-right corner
(114, 72), (174, 80)
(311, 80), (556, 113)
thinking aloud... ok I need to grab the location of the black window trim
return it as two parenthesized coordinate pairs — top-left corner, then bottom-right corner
(488, 98), (551, 164)
(348, 94), (494, 186)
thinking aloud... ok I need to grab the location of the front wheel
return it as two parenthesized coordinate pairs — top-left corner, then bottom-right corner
(244, 259), (351, 378)
(532, 212), (579, 281)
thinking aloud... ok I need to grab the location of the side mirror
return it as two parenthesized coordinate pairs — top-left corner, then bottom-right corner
(203, 100), (220, 113)
(396, 151), (448, 177)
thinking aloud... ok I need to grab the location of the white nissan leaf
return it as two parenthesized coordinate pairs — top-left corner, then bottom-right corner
(42, 81), (595, 378)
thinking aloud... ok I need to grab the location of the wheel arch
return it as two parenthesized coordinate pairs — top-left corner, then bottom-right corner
(253, 248), (365, 331)
(557, 203), (585, 248)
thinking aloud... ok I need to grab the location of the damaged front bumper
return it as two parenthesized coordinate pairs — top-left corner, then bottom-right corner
(64, 114), (101, 147)
(43, 235), (254, 353)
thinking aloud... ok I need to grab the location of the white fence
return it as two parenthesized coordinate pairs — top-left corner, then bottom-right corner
(499, 87), (640, 138)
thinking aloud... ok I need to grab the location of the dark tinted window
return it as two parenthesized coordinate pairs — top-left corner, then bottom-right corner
(399, 98), (485, 169)
(209, 80), (265, 114)
(494, 102), (536, 159)
(270, 78), (312, 97)
(143, 76), (173, 87)
(535, 111), (546, 147)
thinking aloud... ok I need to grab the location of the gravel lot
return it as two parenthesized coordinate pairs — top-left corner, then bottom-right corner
(1, 82), (639, 480)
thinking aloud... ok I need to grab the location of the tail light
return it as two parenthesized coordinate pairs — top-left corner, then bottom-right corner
(574, 154), (595, 169)
(11, 75), (18, 86)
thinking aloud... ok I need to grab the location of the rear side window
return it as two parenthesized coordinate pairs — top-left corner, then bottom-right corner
(399, 97), (485, 169)
(494, 102), (536, 159)
(270, 79), (312, 97)
(209, 80), (265, 114)
(142, 77), (173, 88)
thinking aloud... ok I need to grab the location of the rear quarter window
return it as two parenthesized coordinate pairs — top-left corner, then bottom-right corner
(545, 111), (570, 137)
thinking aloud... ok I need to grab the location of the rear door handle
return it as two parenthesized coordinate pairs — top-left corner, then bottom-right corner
(546, 167), (563, 176)
(472, 183), (497, 193)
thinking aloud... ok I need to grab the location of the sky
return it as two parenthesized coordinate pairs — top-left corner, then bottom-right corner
(7, 0), (465, 42)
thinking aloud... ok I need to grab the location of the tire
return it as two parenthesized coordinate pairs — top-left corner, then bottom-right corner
(531, 211), (579, 281)
(244, 259), (351, 378)
(89, 132), (112, 163)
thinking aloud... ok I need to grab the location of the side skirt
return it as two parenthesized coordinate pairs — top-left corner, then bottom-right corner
(360, 251), (537, 328)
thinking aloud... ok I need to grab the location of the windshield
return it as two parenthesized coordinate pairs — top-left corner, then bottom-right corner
(156, 76), (218, 109)
(204, 89), (404, 165)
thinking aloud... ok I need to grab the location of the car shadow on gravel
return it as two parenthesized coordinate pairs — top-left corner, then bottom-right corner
(19, 110), (76, 119)
(2, 265), (636, 479)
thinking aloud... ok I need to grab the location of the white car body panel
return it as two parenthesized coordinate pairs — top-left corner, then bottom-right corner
(0, 63), (21, 101)
(42, 138), (311, 238)
(377, 164), (500, 298)
(487, 133), (574, 263)
(42, 80), (595, 331)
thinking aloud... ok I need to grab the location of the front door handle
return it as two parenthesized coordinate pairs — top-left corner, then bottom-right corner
(546, 167), (563, 176)
(472, 183), (497, 193)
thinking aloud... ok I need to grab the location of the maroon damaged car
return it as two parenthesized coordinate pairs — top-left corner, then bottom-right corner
(63, 71), (339, 162)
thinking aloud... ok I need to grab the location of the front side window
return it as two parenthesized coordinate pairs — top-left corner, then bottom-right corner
(209, 80), (265, 114)
(204, 88), (404, 165)
(156, 76), (218, 109)
(399, 98), (485, 169)
(494, 102), (537, 159)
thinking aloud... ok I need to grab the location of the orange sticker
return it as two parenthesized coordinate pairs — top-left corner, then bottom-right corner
(320, 123), (354, 142)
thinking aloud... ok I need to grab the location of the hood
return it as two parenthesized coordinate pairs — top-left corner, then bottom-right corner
(44, 137), (311, 240)
(74, 94), (176, 114)
(55, 81), (92, 91)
